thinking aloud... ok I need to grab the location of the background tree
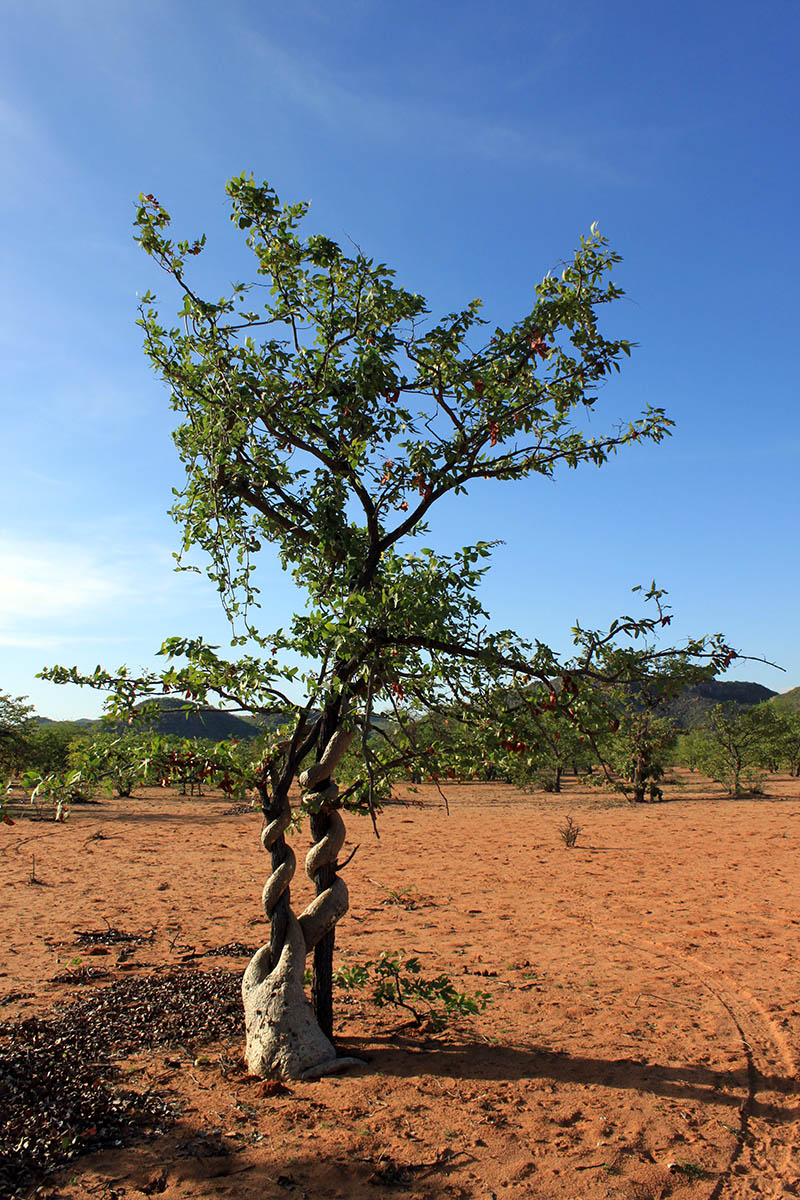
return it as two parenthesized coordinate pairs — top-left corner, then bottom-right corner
(0, 691), (36, 777)
(471, 685), (598, 792)
(603, 713), (676, 802)
(674, 726), (706, 773)
(43, 176), (739, 1080)
(771, 709), (800, 776)
(66, 730), (146, 798)
(565, 612), (740, 803)
(738, 702), (800, 776)
(693, 703), (767, 796)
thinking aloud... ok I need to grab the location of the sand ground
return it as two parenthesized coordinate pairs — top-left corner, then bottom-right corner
(2, 771), (799, 1199)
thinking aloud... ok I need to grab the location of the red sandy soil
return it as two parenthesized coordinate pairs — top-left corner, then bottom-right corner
(2, 771), (799, 1200)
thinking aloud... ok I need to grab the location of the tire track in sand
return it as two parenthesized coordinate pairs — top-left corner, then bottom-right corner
(599, 926), (799, 1199)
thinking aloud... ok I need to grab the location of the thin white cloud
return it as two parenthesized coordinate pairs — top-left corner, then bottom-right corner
(0, 633), (71, 649)
(237, 25), (628, 183)
(0, 527), (233, 640)
(0, 631), (140, 650)
(0, 537), (123, 627)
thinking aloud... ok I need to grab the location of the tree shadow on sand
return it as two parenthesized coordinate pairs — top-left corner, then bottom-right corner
(340, 1035), (799, 1119)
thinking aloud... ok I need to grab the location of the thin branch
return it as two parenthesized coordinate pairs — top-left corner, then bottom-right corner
(361, 665), (379, 837)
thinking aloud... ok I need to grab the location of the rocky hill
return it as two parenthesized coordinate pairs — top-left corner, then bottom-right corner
(130, 697), (265, 741)
(665, 680), (778, 729)
(38, 698), (265, 743)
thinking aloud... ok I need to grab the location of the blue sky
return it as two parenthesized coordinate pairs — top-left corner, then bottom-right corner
(1, 0), (797, 719)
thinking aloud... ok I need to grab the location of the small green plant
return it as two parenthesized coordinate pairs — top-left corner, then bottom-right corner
(22, 768), (82, 817)
(332, 951), (491, 1029)
(670, 1160), (708, 1180)
(376, 883), (418, 908)
(558, 814), (582, 847)
(331, 961), (370, 989)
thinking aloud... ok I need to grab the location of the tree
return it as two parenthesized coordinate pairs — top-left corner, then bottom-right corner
(24, 724), (84, 776)
(1, 691), (36, 822)
(139, 733), (255, 799)
(739, 702), (800, 777)
(65, 730), (153, 798)
(771, 709), (800, 776)
(42, 176), (739, 1080)
(674, 726), (706, 772)
(0, 691), (36, 776)
(589, 651), (705, 803)
(694, 703), (767, 796)
(605, 713), (676, 802)
(456, 686), (598, 792)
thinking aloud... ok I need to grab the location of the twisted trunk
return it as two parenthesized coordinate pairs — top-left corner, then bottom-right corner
(242, 726), (358, 1080)
(298, 725), (355, 1040)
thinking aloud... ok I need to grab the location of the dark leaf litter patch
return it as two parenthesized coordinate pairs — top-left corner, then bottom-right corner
(50, 965), (112, 985)
(0, 966), (241, 1199)
(74, 925), (156, 947)
(199, 941), (256, 958)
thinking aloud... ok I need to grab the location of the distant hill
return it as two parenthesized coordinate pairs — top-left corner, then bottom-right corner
(38, 699), (265, 743)
(36, 717), (97, 728)
(129, 697), (265, 741)
(39, 681), (794, 740)
(665, 680), (778, 729)
(769, 686), (800, 715)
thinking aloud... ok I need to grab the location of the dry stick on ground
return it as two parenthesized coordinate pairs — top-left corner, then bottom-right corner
(635, 991), (698, 1010)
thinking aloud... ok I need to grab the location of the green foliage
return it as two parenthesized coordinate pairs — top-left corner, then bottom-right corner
(603, 714), (677, 802)
(670, 1161), (709, 1181)
(692, 704), (768, 796)
(41, 180), (741, 813)
(19, 768), (82, 819)
(67, 731), (151, 798)
(767, 685), (800, 715)
(16, 729), (261, 820)
(332, 951), (491, 1030)
(410, 694), (598, 791)
(134, 182), (661, 637)
(493, 696), (598, 791)
(17, 724), (91, 815)
(673, 727), (707, 772)
(687, 702), (800, 789)
(0, 692), (37, 775)
(28, 725), (86, 774)
(736, 703), (800, 775)
(770, 709), (800, 776)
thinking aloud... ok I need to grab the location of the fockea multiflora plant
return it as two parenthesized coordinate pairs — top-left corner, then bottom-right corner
(39, 175), (751, 1081)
